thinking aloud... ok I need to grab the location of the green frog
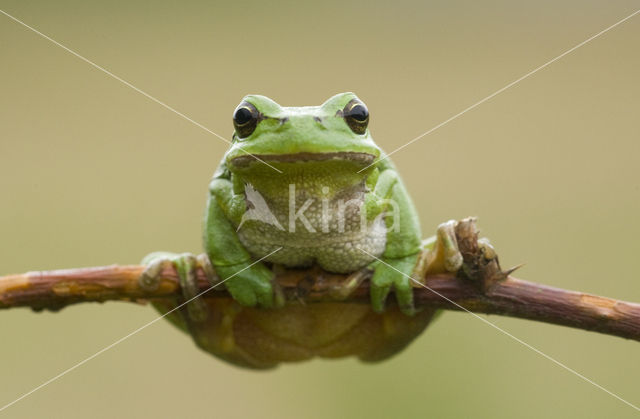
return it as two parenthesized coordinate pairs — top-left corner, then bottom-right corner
(140, 93), (477, 368)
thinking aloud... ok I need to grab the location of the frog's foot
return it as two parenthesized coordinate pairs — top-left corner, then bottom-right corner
(415, 220), (464, 277)
(454, 218), (511, 290)
(140, 252), (216, 322)
(369, 253), (420, 316)
(437, 219), (464, 272)
(325, 268), (369, 300)
(215, 261), (283, 309)
(415, 217), (507, 285)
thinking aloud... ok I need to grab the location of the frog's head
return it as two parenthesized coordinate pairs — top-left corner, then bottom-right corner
(224, 93), (381, 175)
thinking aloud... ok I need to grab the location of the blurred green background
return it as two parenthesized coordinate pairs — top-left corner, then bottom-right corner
(1, 0), (639, 417)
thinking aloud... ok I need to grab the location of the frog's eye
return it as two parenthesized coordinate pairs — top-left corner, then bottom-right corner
(342, 99), (369, 135)
(233, 102), (259, 138)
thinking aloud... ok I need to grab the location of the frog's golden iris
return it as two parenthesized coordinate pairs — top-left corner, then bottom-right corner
(342, 98), (369, 134)
(232, 101), (260, 138)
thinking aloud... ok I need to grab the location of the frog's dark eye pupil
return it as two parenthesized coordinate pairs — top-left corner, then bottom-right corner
(349, 105), (368, 122)
(342, 99), (369, 135)
(234, 107), (253, 125)
(233, 102), (260, 138)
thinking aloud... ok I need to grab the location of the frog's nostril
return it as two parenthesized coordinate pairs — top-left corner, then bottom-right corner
(278, 117), (289, 126)
(313, 116), (323, 124)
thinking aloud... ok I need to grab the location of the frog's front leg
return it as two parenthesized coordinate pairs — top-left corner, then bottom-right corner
(366, 167), (423, 315)
(139, 251), (216, 323)
(205, 177), (280, 308)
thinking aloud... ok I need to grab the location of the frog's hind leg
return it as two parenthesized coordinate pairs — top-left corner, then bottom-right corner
(417, 218), (499, 278)
(327, 269), (369, 300)
(140, 252), (217, 327)
(417, 220), (464, 276)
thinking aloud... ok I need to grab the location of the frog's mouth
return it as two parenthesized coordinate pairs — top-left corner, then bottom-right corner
(230, 151), (376, 168)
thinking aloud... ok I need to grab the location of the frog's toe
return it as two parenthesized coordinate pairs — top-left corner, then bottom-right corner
(370, 254), (418, 315)
(173, 253), (208, 322)
(437, 220), (464, 272)
(233, 287), (258, 307)
(444, 251), (463, 273)
(253, 277), (276, 309)
(139, 254), (172, 291)
(221, 263), (276, 309)
(370, 280), (392, 313)
(141, 251), (174, 267)
(224, 276), (257, 306)
(140, 252), (208, 322)
(478, 237), (497, 261)
(393, 275), (416, 316)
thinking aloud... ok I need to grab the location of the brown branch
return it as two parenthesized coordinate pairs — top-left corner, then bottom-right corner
(0, 263), (639, 341)
(1, 219), (638, 342)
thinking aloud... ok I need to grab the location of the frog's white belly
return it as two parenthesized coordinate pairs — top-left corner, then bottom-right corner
(237, 187), (386, 273)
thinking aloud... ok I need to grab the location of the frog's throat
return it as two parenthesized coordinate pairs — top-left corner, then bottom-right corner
(229, 151), (376, 168)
